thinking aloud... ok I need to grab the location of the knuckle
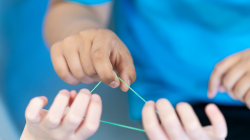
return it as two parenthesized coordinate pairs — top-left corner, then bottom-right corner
(63, 34), (79, 45)
(84, 69), (96, 77)
(50, 42), (61, 52)
(56, 68), (69, 81)
(97, 29), (112, 35)
(144, 123), (158, 132)
(45, 115), (60, 128)
(101, 72), (114, 84)
(55, 69), (79, 85)
(91, 49), (104, 61)
(66, 114), (82, 126)
(72, 68), (86, 80)
(187, 127), (202, 139)
(213, 63), (222, 74)
(162, 119), (176, 130)
(84, 123), (98, 134)
(25, 111), (36, 122)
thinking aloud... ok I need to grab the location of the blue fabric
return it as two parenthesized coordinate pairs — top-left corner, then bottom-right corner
(67, 0), (111, 5)
(59, 0), (250, 120)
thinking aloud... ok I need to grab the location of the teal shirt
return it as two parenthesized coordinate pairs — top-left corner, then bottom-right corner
(66, 0), (250, 120)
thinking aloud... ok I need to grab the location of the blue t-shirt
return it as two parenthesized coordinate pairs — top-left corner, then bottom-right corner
(67, 0), (250, 120)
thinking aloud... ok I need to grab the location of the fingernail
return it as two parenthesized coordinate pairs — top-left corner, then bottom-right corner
(92, 94), (101, 101)
(60, 89), (70, 96)
(79, 89), (91, 95)
(146, 100), (155, 105)
(127, 79), (131, 87)
(109, 81), (119, 88)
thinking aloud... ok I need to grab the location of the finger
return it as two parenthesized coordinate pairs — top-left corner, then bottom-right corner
(51, 42), (80, 85)
(115, 48), (136, 92)
(233, 73), (250, 101)
(208, 53), (241, 98)
(25, 96), (48, 124)
(76, 94), (102, 139)
(78, 32), (100, 82)
(69, 90), (77, 107)
(42, 90), (70, 129)
(218, 85), (226, 93)
(156, 99), (189, 140)
(142, 101), (168, 140)
(202, 126), (214, 139)
(62, 37), (95, 84)
(243, 88), (250, 108)
(222, 62), (247, 99)
(59, 89), (91, 134)
(176, 102), (209, 140)
(205, 104), (227, 139)
(91, 31), (120, 87)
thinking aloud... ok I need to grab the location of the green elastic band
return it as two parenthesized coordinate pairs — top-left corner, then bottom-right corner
(100, 120), (145, 132)
(90, 76), (149, 132)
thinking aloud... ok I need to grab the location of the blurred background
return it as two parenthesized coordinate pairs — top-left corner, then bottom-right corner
(0, 0), (147, 139)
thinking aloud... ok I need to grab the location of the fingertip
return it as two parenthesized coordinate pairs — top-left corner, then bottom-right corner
(70, 90), (77, 96)
(109, 81), (119, 88)
(60, 89), (70, 96)
(176, 102), (189, 109)
(91, 94), (101, 102)
(146, 100), (155, 105)
(205, 103), (218, 114)
(79, 89), (91, 94)
(207, 90), (216, 99)
(118, 75), (130, 92)
(156, 98), (170, 106)
(40, 96), (48, 105)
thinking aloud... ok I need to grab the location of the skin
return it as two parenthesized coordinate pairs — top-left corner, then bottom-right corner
(20, 89), (102, 140)
(44, 0), (248, 139)
(208, 49), (250, 108)
(45, 0), (136, 92)
(142, 99), (227, 140)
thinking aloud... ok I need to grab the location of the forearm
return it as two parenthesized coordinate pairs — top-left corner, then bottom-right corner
(44, 0), (111, 46)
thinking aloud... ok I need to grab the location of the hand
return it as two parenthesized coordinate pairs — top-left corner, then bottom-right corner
(20, 89), (102, 140)
(142, 99), (227, 140)
(50, 29), (136, 92)
(208, 49), (250, 106)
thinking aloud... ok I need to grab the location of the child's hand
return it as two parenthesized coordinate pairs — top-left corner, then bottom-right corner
(20, 89), (102, 140)
(208, 49), (250, 106)
(142, 99), (227, 140)
(50, 29), (136, 92)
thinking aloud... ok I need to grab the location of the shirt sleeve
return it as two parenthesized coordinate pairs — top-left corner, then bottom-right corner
(65, 0), (112, 5)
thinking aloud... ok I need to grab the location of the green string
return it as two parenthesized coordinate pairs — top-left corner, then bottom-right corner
(90, 81), (102, 93)
(100, 120), (145, 132)
(117, 77), (147, 103)
(90, 76), (149, 132)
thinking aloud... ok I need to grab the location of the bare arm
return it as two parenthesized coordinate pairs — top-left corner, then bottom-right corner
(44, 0), (112, 46)
(44, 0), (136, 91)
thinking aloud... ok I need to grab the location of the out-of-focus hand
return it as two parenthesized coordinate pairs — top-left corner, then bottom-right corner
(50, 29), (136, 92)
(20, 89), (102, 140)
(208, 49), (250, 107)
(142, 99), (227, 140)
